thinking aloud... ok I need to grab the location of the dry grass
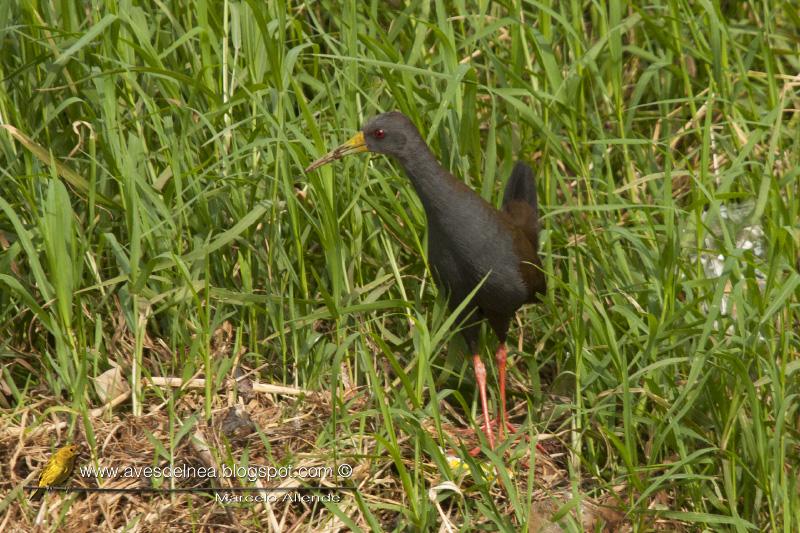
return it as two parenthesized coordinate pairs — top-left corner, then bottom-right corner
(0, 321), (646, 532)
(3, 338), (694, 531)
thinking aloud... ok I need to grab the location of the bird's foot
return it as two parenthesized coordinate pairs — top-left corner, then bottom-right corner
(467, 443), (485, 457)
(468, 420), (547, 457)
(479, 418), (518, 437)
(467, 419), (519, 456)
(499, 419), (519, 437)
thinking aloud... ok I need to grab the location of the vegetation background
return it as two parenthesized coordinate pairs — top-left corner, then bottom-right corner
(1, 0), (798, 531)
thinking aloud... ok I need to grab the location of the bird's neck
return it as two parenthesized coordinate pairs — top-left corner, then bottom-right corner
(397, 140), (466, 221)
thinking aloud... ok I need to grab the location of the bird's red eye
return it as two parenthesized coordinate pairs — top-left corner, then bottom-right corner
(373, 128), (385, 139)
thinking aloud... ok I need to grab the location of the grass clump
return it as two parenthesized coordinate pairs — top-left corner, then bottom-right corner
(0, 1), (798, 531)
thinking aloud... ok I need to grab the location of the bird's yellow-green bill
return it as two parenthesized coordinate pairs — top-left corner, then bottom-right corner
(305, 131), (368, 172)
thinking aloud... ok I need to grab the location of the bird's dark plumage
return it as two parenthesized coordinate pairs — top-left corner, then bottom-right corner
(305, 111), (546, 450)
(385, 125), (544, 349)
(503, 161), (540, 251)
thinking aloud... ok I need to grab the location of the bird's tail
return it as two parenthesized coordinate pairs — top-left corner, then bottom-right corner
(502, 161), (538, 219)
(502, 161), (540, 251)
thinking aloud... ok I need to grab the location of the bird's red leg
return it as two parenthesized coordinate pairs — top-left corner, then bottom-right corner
(472, 353), (495, 450)
(496, 342), (547, 455)
(495, 342), (510, 438)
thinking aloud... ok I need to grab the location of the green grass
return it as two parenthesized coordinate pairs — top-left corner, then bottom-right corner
(1, 0), (799, 530)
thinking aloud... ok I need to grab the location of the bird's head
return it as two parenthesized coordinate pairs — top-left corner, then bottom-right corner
(305, 111), (419, 172)
(58, 444), (81, 458)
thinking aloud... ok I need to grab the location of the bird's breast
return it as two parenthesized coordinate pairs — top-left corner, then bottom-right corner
(426, 211), (529, 315)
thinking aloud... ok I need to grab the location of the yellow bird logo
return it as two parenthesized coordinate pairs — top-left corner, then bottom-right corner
(30, 444), (81, 501)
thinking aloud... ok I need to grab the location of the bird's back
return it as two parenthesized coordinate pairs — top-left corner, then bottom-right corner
(424, 161), (544, 317)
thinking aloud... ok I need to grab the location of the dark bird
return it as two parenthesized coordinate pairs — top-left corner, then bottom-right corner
(305, 111), (545, 450)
